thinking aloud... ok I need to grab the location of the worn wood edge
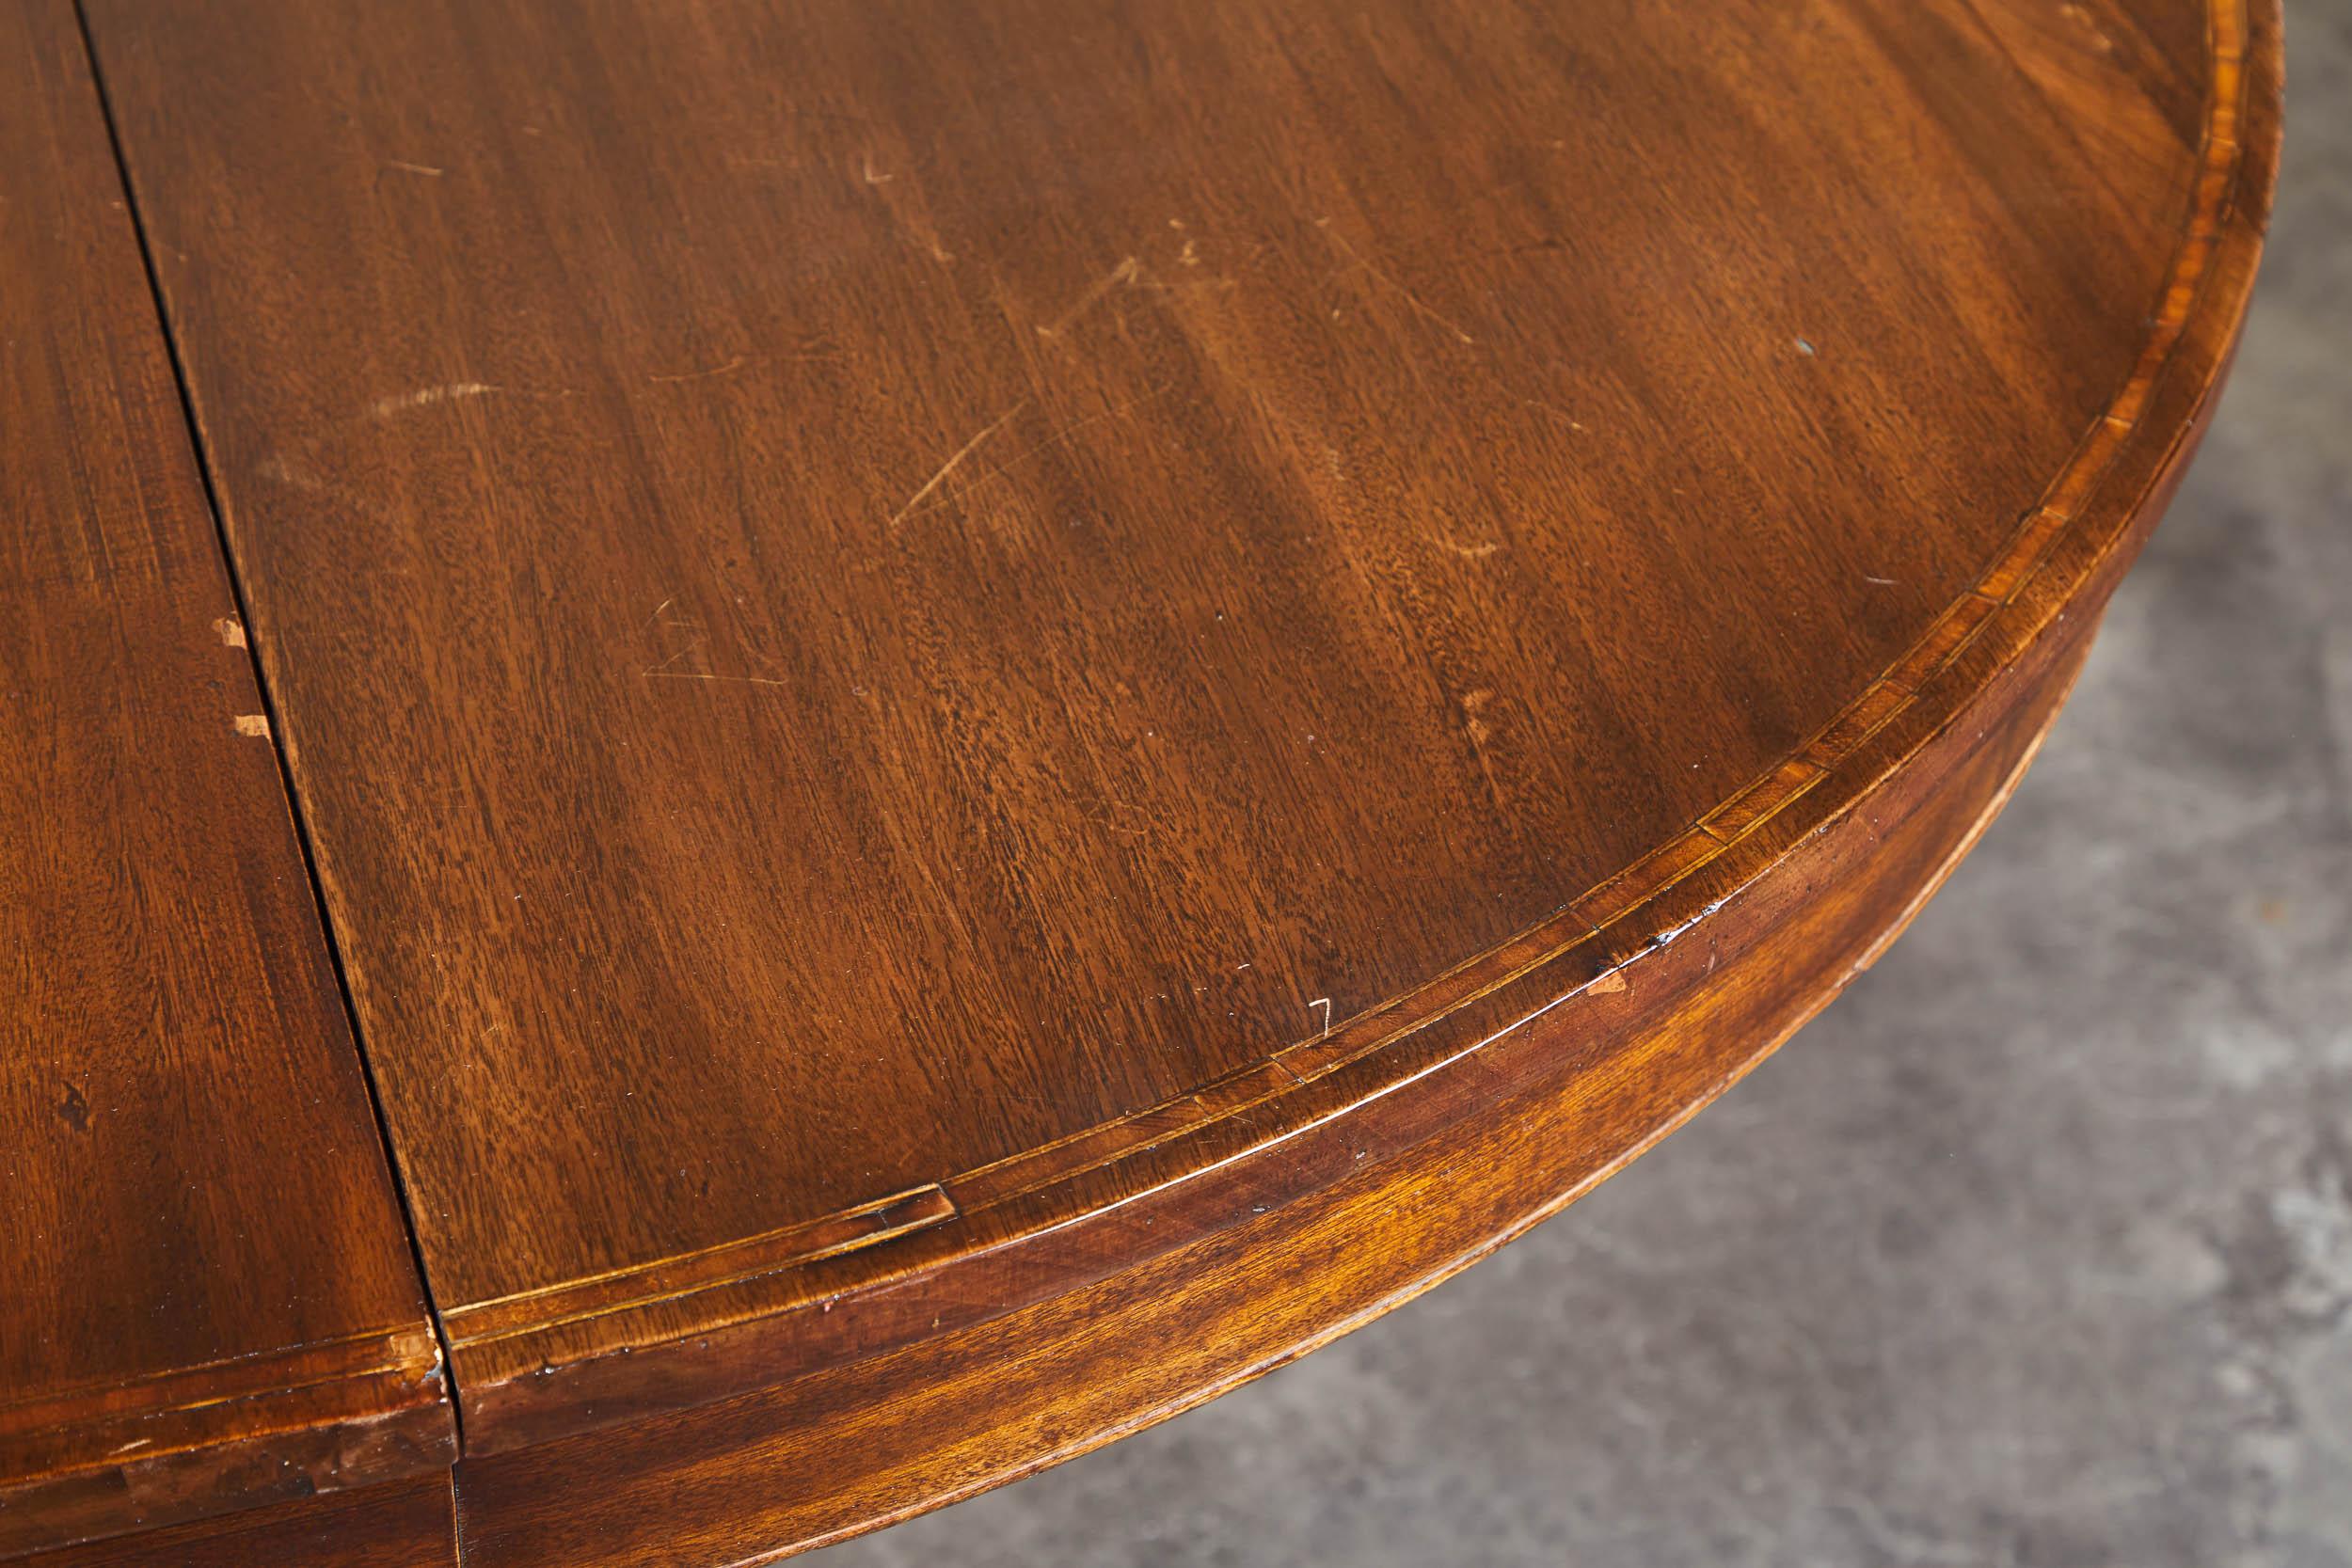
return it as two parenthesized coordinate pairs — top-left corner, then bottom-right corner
(1849, 632), (2089, 980)
(448, 578), (2112, 1568)
(10, 1472), (457, 1568)
(429, 0), (2280, 1450)
(0, 1348), (453, 1563)
(0, 1327), (438, 1448)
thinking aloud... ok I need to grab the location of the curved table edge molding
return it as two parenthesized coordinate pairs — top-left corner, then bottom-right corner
(438, 0), (2281, 1465)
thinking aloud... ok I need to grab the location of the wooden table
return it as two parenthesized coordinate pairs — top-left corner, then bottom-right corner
(1, 0), (2278, 1560)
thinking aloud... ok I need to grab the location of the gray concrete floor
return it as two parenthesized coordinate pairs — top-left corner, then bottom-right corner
(812, 8), (2352, 1560)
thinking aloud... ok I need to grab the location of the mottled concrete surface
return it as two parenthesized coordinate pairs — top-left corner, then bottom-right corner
(813, 8), (2352, 1562)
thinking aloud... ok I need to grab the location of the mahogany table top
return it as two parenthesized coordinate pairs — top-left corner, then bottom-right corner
(2, 0), (2277, 1560)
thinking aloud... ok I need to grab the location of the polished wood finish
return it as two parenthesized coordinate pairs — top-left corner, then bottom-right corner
(15, 1476), (453, 1568)
(451, 603), (2105, 1568)
(10, 0), (2279, 1558)
(0, 2), (452, 1559)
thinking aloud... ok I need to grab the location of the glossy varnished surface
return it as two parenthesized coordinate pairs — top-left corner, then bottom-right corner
(15, 0), (2280, 1556)
(0, 1), (450, 1557)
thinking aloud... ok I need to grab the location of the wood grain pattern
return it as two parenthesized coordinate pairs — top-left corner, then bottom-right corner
(13, 1474), (453, 1568)
(28, 0), (2281, 1556)
(450, 580), (2106, 1568)
(0, 1), (453, 1558)
(71, 0), (2279, 1469)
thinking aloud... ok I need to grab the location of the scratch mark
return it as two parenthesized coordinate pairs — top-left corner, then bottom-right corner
(1794, 337), (1818, 356)
(1864, 575), (1898, 586)
(641, 632), (706, 676)
(858, 158), (955, 261)
(887, 401), (1028, 529)
(639, 599), (710, 676)
(640, 595), (683, 634)
(1308, 997), (1332, 1037)
(1460, 689), (1511, 813)
(642, 671), (789, 688)
(2058, 3), (2118, 52)
(1588, 970), (1629, 995)
(385, 159), (444, 179)
(1441, 537), (1502, 560)
(895, 387), (1172, 525)
(370, 382), (502, 420)
(1523, 397), (1588, 432)
(1039, 256), (1140, 340)
(637, 597), (788, 687)
(255, 454), (395, 523)
(233, 714), (271, 737)
(214, 617), (246, 648)
(1462, 688), (1496, 747)
(109, 1438), (151, 1456)
(1319, 220), (1476, 345)
(649, 355), (752, 385)
(1078, 796), (1152, 839)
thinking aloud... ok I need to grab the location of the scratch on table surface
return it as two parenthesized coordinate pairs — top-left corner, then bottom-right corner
(255, 453), (394, 521)
(369, 382), (502, 420)
(1078, 796), (1152, 838)
(887, 401), (1028, 529)
(895, 386), (1171, 525)
(2058, 1), (2119, 52)
(642, 671), (789, 688)
(1460, 689), (1512, 815)
(1308, 997), (1333, 1037)
(1588, 969), (1629, 994)
(1039, 256), (1140, 340)
(1318, 219), (1476, 345)
(640, 610), (707, 676)
(860, 161), (958, 263)
(1523, 396), (1588, 432)
(1461, 688), (1495, 747)
(385, 159), (444, 178)
(646, 341), (842, 384)
(649, 355), (752, 385)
